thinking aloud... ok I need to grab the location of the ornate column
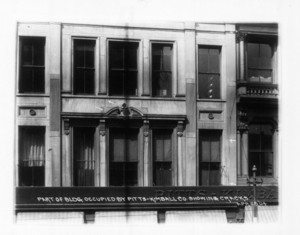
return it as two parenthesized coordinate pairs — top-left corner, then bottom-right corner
(241, 129), (249, 177)
(143, 120), (150, 186)
(99, 119), (107, 186)
(236, 32), (247, 81)
(177, 121), (184, 186)
(62, 119), (71, 186)
(238, 108), (249, 177)
(237, 129), (242, 176)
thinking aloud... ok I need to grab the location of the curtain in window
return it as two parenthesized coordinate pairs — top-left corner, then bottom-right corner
(74, 127), (95, 186)
(19, 127), (45, 167)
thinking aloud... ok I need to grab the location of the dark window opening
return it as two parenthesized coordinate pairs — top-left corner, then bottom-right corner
(198, 46), (221, 99)
(199, 130), (221, 185)
(152, 44), (173, 97)
(73, 127), (95, 186)
(109, 41), (138, 96)
(249, 124), (273, 177)
(73, 39), (95, 94)
(18, 126), (45, 186)
(153, 129), (172, 186)
(109, 128), (139, 186)
(19, 37), (45, 93)
(247, 42), (273, 83)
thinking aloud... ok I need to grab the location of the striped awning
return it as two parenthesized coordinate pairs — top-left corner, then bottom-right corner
(244, 206), (279, 223)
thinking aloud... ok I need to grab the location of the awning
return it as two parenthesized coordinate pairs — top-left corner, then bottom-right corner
(95, 211), (157, 224)
(244, 206), (279, 223)
(16, 212), (84, 224)
(166, 210), (227, 223)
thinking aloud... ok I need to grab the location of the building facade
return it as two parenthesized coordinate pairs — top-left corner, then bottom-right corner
(15, 21), (279, 224)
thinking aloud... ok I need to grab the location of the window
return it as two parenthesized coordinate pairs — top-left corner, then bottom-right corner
(18, 126), (45, 186)
(109, 41), (138, 96)
(198, 46), (221, 99)
(152, 43), (173, 97)
(152, 129), (172, 186)
(19, 37), (45, 93)
(249, 124), (273, 177)
(199, 130), (221, 185)
(109, 128), (139, 186)
(73, 39), (95, 94)
(247, 42), (273, 83)
(73, 127), (95, 186)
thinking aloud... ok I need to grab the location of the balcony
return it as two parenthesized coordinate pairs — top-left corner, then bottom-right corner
(237, 82), (278, 105)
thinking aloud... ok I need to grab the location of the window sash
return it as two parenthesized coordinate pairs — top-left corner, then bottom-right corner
(73, 127), (95, 186)
(109, 162), (138, 186)
(19, 37), (45, 93)
(109, 41), (138, 96)
(18, 126), (45, 186)
(152, 44), (173, 97)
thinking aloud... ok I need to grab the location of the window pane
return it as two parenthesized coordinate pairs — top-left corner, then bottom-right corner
(74, 40), (95, 68)
(153, 162), (172, 186)
(125, 43), (138, 69)
(209, 163), (221, 185)
(199, 163), (210, 186)
(127, 130), (138, 161)
(109, 162), (124, 186)
(200, 139), (210, 162)
(110, 42), (124, 68)
(20, 37), (45, 93)
(152, 44), (173, 97)
(152, 72), (172, 97)
(74, 127), (95, 186)
(109, 71), (124, 95)
(124, 71), (138, 96)
(211, 139), (220, 162)
(248, 69), (272, 82)
(125, 162), (138, 186)
(208, 50), (220, 73)
(19, 126), (45, 186)
(153, 129), (172, 161)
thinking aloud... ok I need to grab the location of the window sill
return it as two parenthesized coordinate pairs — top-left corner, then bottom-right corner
(17, 93), (49, 98)
(197, 99), (226, 103)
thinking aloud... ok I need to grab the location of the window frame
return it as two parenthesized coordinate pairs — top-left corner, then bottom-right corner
(19, 36), (46, 94)
(107, 123), (142, 187)
(107, 39), (140, 97)
(197, 45), (222, 100)
(245, 35), (277, 84)
(18, 126), (46, 186)
(150, 41), (175, 98)
(198, 129), (222, 186)
(248, 123), (274, 178)
(72, 37), (97, 95)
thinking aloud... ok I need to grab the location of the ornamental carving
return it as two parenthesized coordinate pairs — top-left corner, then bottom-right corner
(64, 119), (70, 135)
(143, 120), (149, 137)
(99, 119), (106, 136)
(236, 32), (247, 42)
(106, 103), (143, 118)
(177, 121), (184, 137)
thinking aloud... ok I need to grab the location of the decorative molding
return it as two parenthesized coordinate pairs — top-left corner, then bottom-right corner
(63, 119), (70, 135)
(143, 120), (149, 137)
(177, 121), (184, 137)
(208, 113), (214, 120)
(29, 109), (36, 116)
(236, 32), (247, 42)
(99, 119), (106, 136)
(106, 103), (143, 118)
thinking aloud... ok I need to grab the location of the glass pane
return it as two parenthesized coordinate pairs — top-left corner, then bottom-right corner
(163, 134), (172, 161)
(33, 42), (45, 66)
(199, 163), (210, 186)
(152, 44), (172, 71)
(110, 130), (125, 162)
(198, 50), (208, 72)
(74, 41), (85, 67)
(74, 127), (95, 186)
(124, 71), (137, 96)
(22, 43), (33, 65)
(248, 69), (272, 82)
(209, 163), (220, 185)
(109, 162), (124, 186)
(85, 41), (95, 68)
(260, 43), (272, 58)
(200, 139), (210, 162)
(125, 43), (138, 69)
(152, 72), (172, 97)
(109, 42), (124, 69)
(153, 162), (172, 186)
(162, 46), (172, 71)
(208, 50), (220, 73)
(33, 68), (45, 93)
(83, 70), (95, 94)
(19, 126), (45, 186)
(125, 162), (138, 186)
(211, 139), (220, 162)
(153, 129), (172, 161)
(249, 133), (260, 151)
(127, 130), (138, 161)
(109, 71), (124, 95)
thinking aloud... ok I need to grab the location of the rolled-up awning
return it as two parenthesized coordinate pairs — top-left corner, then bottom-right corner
(244, 206), (279, 223)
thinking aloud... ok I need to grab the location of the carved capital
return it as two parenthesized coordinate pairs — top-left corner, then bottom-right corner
(177, 121), (184, 137)
(236, 32), (247, 42)
(64, 119), (70, 135)
(99, 119), (106, 136)
(143, 120), (149, 137)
